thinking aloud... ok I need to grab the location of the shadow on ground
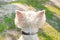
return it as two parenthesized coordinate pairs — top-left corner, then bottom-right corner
(46, 10), (60, 32)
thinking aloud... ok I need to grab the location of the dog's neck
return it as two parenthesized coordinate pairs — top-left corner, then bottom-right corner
(18, 33), (39, 40)
(18, 26), (39, 40)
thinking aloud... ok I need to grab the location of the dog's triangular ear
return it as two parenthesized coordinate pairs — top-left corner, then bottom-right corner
(37, 10), (45, 17)
(15, 10), (23, 19)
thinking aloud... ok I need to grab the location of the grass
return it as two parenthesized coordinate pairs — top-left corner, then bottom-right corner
(0, 13), (15, 33)
(45, 5), (60, 18)
(0, 0), (60, 40)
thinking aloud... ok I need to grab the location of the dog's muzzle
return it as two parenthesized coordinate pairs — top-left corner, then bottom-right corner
(21, 31), (37, 35)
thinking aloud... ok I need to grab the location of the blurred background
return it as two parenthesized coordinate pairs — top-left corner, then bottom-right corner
(0, 0), (60, 40)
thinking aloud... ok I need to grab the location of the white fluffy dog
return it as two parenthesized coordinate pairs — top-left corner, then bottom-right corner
(15, 10), (46, 40)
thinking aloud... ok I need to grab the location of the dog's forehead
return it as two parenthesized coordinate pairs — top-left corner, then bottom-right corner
(23, 11), (37, 22)
(24, 11), (37, 17)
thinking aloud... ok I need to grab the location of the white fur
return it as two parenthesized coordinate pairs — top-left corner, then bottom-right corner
(15, 10), (46, 40)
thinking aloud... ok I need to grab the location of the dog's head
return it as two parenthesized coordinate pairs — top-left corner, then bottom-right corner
(15, 10), (46, 28)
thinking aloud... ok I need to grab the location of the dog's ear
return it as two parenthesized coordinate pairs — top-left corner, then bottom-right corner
(37, 10), (45, 17)
(15, 10), (23, 18)
(15, 10), (24, 20)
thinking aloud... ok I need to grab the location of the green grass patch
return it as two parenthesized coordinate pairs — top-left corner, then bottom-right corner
(0, 13), (15, 33)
